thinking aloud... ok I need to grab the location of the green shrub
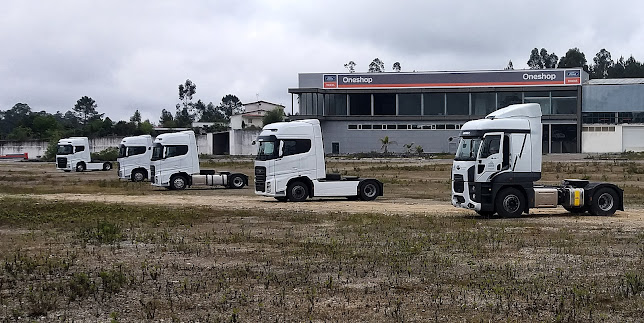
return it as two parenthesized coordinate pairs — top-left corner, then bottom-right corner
(91, 147), (119, 161)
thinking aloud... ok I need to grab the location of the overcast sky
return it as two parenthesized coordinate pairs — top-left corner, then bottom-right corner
(1, 0), (642, 122)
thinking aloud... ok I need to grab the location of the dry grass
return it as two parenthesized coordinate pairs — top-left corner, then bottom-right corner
(0, 159), (643, 321)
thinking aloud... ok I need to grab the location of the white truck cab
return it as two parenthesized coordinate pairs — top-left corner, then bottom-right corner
(254, 119), (383, 202)
(56, 137), (113, 172)
(451, 103), (623, 217)
(150, 130), (248, 190)
(117, 135), (153, 181)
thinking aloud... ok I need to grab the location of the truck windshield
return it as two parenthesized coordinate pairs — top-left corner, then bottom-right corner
(151, 143), (164, 161)
(256, 140), (278, 161)
(118, 144), (127, 158)
(454, 137), (482, 161)
(57, 145), (73, 155)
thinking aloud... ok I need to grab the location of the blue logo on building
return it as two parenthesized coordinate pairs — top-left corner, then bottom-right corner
(566, 70), (580, 77)
(324, 75), (337, 82)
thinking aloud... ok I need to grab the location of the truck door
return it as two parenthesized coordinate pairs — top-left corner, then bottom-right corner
(475, 132), (504, 182)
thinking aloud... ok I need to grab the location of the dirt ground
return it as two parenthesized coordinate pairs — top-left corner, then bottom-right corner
(2, 159), (644, 321)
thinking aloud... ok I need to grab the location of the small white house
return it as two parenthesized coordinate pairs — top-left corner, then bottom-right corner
(230, 101), (283, 130)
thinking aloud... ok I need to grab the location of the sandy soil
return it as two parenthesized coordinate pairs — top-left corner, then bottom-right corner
(8, 191), (644, 229)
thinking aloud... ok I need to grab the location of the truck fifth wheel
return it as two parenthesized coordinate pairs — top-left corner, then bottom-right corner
(451, 103), (623, 217)
(254, 119), (383, 202)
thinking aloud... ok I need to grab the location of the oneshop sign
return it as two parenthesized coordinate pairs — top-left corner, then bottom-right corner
(322, 69), (582, 89)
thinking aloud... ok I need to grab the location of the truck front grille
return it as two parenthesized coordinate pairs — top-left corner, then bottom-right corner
(453, 174), (464, 193)
(150, 165), (156, 184)
(56, 157), (67, 168)
(255, 166), (266, 192)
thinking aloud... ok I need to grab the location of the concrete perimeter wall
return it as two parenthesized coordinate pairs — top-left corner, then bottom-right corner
(230, 129), (261, 156)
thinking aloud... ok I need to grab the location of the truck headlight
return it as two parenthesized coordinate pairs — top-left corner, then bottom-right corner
(266, 182), (271, 193)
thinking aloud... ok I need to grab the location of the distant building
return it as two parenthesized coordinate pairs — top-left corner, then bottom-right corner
(230, 101), (284, 130)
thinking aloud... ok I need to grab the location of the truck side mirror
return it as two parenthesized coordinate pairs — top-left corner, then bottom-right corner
(278, 141), (284, 157)
(251, 141), (256, 145)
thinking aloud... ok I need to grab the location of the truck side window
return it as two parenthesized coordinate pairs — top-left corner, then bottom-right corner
(75, 146), (85, 153)
(281, 139), (311, 157)
(127, 146), (147, 156)
(479, 135), (501, 159)
(165, 145), (189, 158)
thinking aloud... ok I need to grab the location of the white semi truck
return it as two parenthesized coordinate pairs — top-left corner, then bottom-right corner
(150, 130), (248, 190)
(254, 119), (383, 202)
(56, 137), (113, 172)
(451, 103), (623, 217)
(117, 135), (153, 182)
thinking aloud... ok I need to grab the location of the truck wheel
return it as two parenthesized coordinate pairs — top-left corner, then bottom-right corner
(102, 162), (112, 171)
(132, 170), (146, 182)
(495, 187), (525, 218)
(228, 174), (245, 189)
(76, 162), (86, 172)
(359, 180), (380, 201)
(170, 175), (188, 190)
(589, 188), (619, 216)
(287, 181), (308, 202)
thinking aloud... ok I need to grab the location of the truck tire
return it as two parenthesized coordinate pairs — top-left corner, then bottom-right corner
(287, 181), (308, 202)
(495, 187), (525, 218)
(76, 162), (86, 172)
(359, 180), (380, 201)
(103, 162), (112, 171)
(170, 175), (188, 190)
(132, 170), (146, 182)
(228, 174), (245, 189)
(589, 187), (619, 216)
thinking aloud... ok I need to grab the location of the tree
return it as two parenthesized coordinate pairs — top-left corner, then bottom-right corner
(262, 106), (285, 126)
(73, 96), (102, 125)
(178, 79), (196, 111)
(379, 136), (397, 154)
(129, 110), (142, 125)
(392, 62), (401, 72)
(344, 61), (356, 73)
(174, 106), (194, 128)
(558, 48), (588, 72)
(541, 48), (558, 68)
(199, 101), (225, 122)
(504, 60), (514, 70)
(527, 48), (557, 69)
(527, 48), (543, 69)
(368, 58), (385, 73)
(159, 109), (175, 127)
(217, 94), (243, 121)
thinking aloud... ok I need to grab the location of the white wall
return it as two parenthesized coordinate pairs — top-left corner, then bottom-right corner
(196, 134), (210, 155)
(229, 129), (261, 155)
(0, 136), (125, 159)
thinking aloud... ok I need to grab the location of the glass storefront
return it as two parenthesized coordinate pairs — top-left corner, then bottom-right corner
(301, 90), (578, 117)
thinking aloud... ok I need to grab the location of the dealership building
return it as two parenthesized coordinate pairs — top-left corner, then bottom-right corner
(288, 69), (644, 154)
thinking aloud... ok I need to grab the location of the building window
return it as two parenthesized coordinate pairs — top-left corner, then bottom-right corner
(373, 93), (396, 115)
(349, 94), (371, 115)
(472, 92), (496, 115)
(423, 93), (445, 115)
(524, 91), (551, 115)
(324, 94), (347, 116)
(550, 124), (577, 153)
(298, 93), (323, 115)
(446, 93), (469, 115)
(551, 90), (577, 114)
(497, 92), (522, 109)
(582, 112), (616, 124)
(398, 93), (421, 115)
(332, 142), (340, 154)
